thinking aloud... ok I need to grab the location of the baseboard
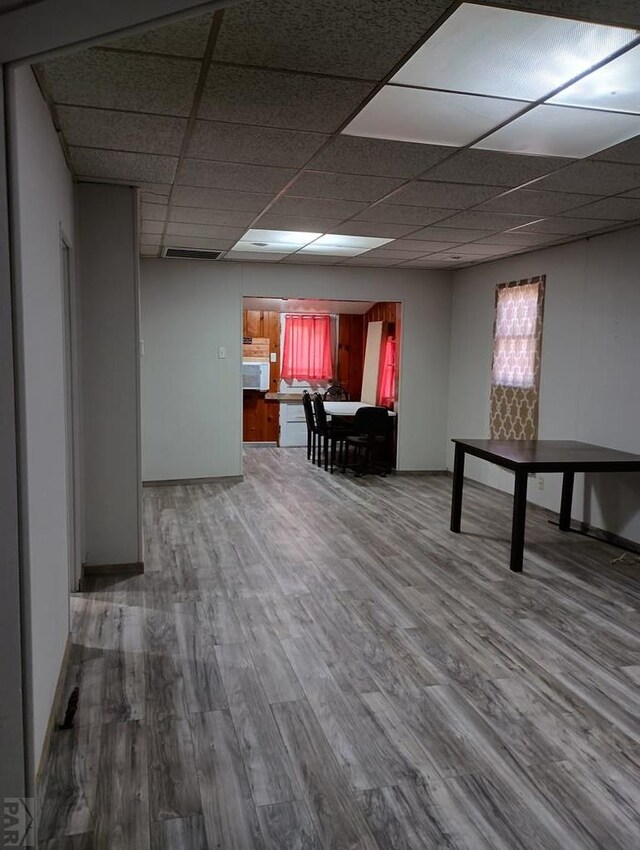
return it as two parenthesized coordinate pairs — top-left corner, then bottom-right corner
(571, 521), (640, 555)
(143, 474), (243, 487)
(395, 469), (450, 476)
(80, 561), (144, 589)
(36, 633), (72, 815)
(243, 441), (277, 447)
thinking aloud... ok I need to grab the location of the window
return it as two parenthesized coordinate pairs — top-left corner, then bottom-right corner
(281, 314), (333, 382)
(490, 276), (545, 439)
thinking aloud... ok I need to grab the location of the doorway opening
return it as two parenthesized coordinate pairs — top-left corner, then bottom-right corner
(242, 297), (401, 460)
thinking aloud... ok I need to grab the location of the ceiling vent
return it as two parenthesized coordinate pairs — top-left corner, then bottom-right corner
(162, 247), (223, 260)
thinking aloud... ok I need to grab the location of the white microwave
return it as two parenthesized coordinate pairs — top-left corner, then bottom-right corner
(242, 361), (270, 391)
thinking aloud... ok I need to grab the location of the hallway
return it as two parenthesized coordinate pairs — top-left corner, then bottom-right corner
(39, 448), (640, 849)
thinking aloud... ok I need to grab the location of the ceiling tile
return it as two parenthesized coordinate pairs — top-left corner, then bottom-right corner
(592, 135), (640, 164)
(105, 13), (213, 58)
(354, 203), (453, 225)
(531, 160), (640, 195)
(165, 222), (247, 240)
(253, 213), (343, 232)
(398, 257), (460, 268)
(392, 238), (459, 252)
(421, 148), (573, 187)
(308, 136), (452, 178)
(392, 4), (635, 100)
(213, 0), (452, 80)
(171, 186), (273, 211)
(497, 0), (640, 28)
(141, 220), (164, 235)
(169, 206), (256, 227)
(176, 159), (296, 193)
(557, 196), (640, 220)
(472, 231), (560, 246)
(446, 242), (516, 255)
(140, 244), (161, 256)
(435, 211), (540, 230)
(515, 216), (621, 234)
(476, 188), (594, 215)
(390, 181), (502, 209)
(198, 65), (374, 132)
(365, 244), (459, 257)
(141, 203), (167, 221)
(140, 233), (162, 246)
(343, 86), (525, 147)
(187, 121), (329, 170)
(37, 49), (200, 116)
(56, 106), (187, 155)
(408, 225), (495, 242)
(338, 257), (403, 267)
(139, 183), (172, 203)
(476, 103), (640, 158)
(292, 171), (403, 202)
(267, 196), (368, 219)
(328, 220), (420, 238)
(165, 236), (236, 250)
(70, 148), (178, 183)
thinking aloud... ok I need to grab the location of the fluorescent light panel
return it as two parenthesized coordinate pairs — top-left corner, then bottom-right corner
(343, 87), (525, 147)
(230, 230), (395, 257)
(475, 103), (640, 157)
(549, 44), (640, 113)
(391, 4), (636, 101)
(341, 2), (640, 159)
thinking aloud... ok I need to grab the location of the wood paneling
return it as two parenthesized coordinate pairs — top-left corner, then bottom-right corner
(337, 314), (364, 401)
(243, 310), (280, 443)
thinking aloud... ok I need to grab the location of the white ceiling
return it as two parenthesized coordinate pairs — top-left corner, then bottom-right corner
(243, 297), (375, 314)
(34, 0), (640, 270)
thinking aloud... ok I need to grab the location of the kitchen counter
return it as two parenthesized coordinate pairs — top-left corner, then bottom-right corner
(265, 392), (303, 402)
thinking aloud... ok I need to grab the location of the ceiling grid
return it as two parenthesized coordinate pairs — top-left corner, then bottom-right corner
(33, 0), (640, 269)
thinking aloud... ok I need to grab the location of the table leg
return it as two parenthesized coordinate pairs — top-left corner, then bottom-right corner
(510, 470), (528, 572)
(559, 471), (575, 532)
(450, 444), (465, 533)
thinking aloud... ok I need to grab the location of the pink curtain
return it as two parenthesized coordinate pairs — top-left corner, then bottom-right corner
(378, 336), (396, 407)
(281, 315), (333, 381)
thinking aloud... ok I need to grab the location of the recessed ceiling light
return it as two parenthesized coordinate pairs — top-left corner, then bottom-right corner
(343, 86), (524, 147)
(475, 103), (640, 158)
(241, 228), (321, 246)
(391, 3), (637, 102)
(298, 244), (367, 257)
(549, 44), (640, 113)
(231, 240), (306, 253)
(309, 234), (394, 250)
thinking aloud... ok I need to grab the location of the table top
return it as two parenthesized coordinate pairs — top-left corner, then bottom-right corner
(452, 439), (640, 472)
(325, 401), (397, 418)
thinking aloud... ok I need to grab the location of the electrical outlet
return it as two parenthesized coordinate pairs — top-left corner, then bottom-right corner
(537, 476), (544, 491)
(218, 346), (226, 359)
(270, 352), (277, 363)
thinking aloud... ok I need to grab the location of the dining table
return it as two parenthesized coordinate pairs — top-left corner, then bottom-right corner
(324, 401), (397, 418)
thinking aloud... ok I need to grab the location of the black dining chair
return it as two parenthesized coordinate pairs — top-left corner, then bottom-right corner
(342, 406), (392, 476)
(301, 390), (318, 463)
(312, 393), (354, 472)
(323, 384), (349, 401)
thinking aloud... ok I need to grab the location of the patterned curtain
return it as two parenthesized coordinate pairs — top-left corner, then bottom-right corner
(489, 276), (545, 440)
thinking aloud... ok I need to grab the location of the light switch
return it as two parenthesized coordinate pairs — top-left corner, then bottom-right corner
(270, 352), (277, 363)
(218, 346), (226, 359)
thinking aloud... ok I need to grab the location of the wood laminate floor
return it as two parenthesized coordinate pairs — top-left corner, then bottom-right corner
(39, 448), (640, 849)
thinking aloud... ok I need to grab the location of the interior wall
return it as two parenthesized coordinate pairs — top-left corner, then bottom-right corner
(7, 65), (75, 774)
(140, 260), (452, 479)
(448, 227), (640, 545)
(77, 182), (142, 565)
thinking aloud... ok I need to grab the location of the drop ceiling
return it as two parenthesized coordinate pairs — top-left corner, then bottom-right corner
(34, 0), (640, 270)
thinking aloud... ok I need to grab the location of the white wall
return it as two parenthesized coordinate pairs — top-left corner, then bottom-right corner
(77, 183), (142, 566)
(141, 260), (452, 479)
(8, 66), (75, 774)
(448, 228), (640, 544)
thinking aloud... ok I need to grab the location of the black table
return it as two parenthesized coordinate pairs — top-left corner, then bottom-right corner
(450, 439), (640, 572)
